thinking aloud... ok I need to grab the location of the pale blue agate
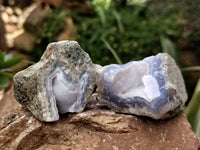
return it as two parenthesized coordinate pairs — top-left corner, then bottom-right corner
(99, 54), (187, 119)
(46, 65), (90, 114)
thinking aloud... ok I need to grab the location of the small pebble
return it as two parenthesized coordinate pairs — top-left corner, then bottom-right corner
(9, 15), (18, 24)
(88, 131), (92, 134)
(14, 7), (22, 16)
(149, 128), (152, 132)
(28, 119), (32, 124)
(6, 7), (13, 15)
(15, 116), (18, 120)
(1, 12), (9, 23)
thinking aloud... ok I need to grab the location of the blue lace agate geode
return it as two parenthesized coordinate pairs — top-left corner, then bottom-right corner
(14, 41), (96, 122)
(98, 53), (187, 119)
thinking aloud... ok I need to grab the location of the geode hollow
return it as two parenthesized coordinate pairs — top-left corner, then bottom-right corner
(14, 41), (96, 122)
(98, 53), (188, 119)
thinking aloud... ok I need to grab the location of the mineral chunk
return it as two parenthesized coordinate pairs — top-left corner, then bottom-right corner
(13, 41), (96, 122)
(14, 40), (187, 122)
(98, 53), (188, 119)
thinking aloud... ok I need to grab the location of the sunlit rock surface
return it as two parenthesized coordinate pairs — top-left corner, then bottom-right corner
(13, 41), (96, 122)
(98, 53), (188, 119)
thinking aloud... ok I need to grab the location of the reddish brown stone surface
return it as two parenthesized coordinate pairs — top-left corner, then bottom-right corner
(0, 87), (199, 150)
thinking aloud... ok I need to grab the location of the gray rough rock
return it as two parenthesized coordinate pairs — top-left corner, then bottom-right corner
(14, 41), (96, 122)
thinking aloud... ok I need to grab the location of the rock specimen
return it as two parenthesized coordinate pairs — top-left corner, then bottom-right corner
(98, 53), (188, 119)
(14, 40), (187, 122)
(14, 41), (96, 122)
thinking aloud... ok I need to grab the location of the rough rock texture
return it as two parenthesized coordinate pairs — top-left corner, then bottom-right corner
(0, 88), (200, 150)
(13, 41), (96, 122)
(98, 53), (187, 119)
(0, 86), (21, 130)
(0, 109), (200, 150)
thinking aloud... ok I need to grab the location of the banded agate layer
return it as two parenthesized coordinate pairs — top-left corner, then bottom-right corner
(98, 53), (187, 119)
(14, 41), (96, 122)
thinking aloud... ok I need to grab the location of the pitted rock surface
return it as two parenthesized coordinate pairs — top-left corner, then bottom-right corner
(0, 89), (199, 150)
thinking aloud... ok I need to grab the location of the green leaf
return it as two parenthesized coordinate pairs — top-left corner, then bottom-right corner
(0, 72), (13, 80)
(97, 6), (106, 26)
(0, 51), (5, 64)
(0, 75), (9, 89)
(185, 78), (200, 136)
(93, 0), (112, 9)
(181, 66), (200, 72)
(113, 10), (124, 33)
(102, 38), (122, 64)
(195, 108), (200, 136)
(160, 35), (177, 60)
(0, 68), (12, 72)
(1, 57), (22, 69)
(127, 0), (149, 6)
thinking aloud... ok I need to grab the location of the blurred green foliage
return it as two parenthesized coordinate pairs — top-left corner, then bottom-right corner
(148, 0), (200, 56)
(72, 0), (184, 65)
(31, 8), (66, 61)
(0, 51), (22, 89)
(187, 28), (200, 55)
(31, 0), (185, 65)
(185, 78), (200, 136)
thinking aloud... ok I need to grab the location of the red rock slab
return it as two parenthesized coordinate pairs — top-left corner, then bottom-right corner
(0, 87), (199, 150)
